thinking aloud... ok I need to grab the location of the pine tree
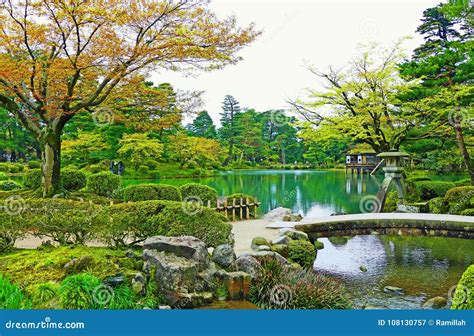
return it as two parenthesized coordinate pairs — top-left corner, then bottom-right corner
(187, 111), (217, 139)
(219, 95), (241, 165)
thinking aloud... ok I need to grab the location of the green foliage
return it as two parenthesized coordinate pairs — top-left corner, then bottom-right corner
(445, 186), (474, 203)
(87, 172), (121, 197)
(451, 265), (474, 310)
(26, 198), (103, 245)
(123, 184), (181, 202)
(145, 159), (159, 169)
(226, 193), (256, 217)
(59, 273), (102, 309)
(187, 111), (217, 139)
(27, 160), (41, 169)
(427, 197), (449, 214)
(180, 183), (218, 205)
(288, 240), (316, 268)
(0, 274), (31, 309)
(455, 179), (472, 187)
(117, 133), (164, 171)
(460, 208), (474, 216)
(250, 257), (352, 309)
(0, 172), (8, 180)
(415, 181), (456, 200)
(102, 200), (231, 247)
(24, 169), (42, 189)
(61, 170), (87, 191)
(27, 282), (60, 307)
(0, 180), (21, 191)
(137, 165), (149, 175)
(0, 211), (27, 252)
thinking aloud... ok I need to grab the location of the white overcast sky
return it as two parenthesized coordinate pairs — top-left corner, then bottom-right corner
(150, 0), (443, 125)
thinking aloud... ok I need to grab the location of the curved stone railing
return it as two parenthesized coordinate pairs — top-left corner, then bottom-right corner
(271, 213), (474, 240)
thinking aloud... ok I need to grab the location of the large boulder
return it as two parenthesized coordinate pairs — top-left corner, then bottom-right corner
(263, 207), (292, 221)
(422, 296), (447, 309)
(280, 228), (308, 241)
(235, 255), (261, 278)
(212, 244), (236, 269)
(143, 236), (209, 270)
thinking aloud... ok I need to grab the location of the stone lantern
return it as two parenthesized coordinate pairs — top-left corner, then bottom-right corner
(375, 151), (410, 212)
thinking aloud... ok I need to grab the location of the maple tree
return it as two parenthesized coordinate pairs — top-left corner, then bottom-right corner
(0, 0), (258, 195)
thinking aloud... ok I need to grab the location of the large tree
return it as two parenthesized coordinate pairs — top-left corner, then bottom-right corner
(219, 95), (241, 165)
(399, 1), (473, 184)
(292, 42), (429, 153)
(187, 111), (217, 139)
(0, 0), (257, 195)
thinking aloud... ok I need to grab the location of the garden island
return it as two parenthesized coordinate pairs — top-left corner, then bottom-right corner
(0, 0), (472, 311)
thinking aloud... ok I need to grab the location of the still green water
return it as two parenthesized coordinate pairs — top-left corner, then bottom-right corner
(125, 169), (384, 217)
(126, 169), (471, 309)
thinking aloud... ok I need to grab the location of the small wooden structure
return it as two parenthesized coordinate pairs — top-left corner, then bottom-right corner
(205, 197), (260, 221)
(345, 150), (379, 174)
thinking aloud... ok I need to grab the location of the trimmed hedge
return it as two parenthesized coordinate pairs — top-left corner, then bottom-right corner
(415, 181), (456, 200)
(454, 179), (471, 187)
(24, 169), (42, 189)
(0, 181), (21, 191)
(87, 172), (121, 197)
(460, 208), (474, 216)
(427, 197), (448, 214)
(451, 265), (474, 310)
(445, 186), (474, 204)
(180, 183), (218, 206)
(27, 160), (41, 169)
(0, 172), (8, 180)
(123, 184), (181, 202)
(102, 200), (231, 248)
(61, 170), (87, 191)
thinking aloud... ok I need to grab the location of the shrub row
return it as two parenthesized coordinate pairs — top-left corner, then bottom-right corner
(0, 198), (231, 251)
(123, 184), (181, 202)
(0, 162), (25, 174)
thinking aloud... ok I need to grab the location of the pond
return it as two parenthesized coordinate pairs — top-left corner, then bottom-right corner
(125, 169), (386, 217)
(314, 235), (474, 309)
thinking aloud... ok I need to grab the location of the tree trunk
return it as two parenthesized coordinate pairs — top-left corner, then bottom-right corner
(454, 123), (474, 185)
(40, 128), (62, 197)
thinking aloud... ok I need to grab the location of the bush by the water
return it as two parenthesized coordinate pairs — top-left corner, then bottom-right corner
(451, 265), (474, 310)
(24, 169), (42, 189)
(250, 257), (352, 309)
(0, 180), (21, 191)
(0, 274), (31, 309)
(61, 170), (87, 191)
(180, 183), (218, 206)
(101, 200), (231, 247)
(288, 240), (316, 268)
(415, 181), (456, 200)
(87, 172), (121, 197)
(26, 198), (103, 245)
(123, 184), (181, 202)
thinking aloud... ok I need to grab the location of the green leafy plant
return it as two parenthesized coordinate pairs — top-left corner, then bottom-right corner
(24, 169), (42, 189)
(415, 181), (456, 200)
(0, 172), (8, 180)
(87, 172), (121, 197)
(451, 265), (473, 310)
(0, 180), (21, 191)
(180, 183), (218, 206)
(27, 282), (60, 307)
(61, 170), (87, 191)
(59, 273), (102, 309)
(0, 274), (31, 309)
(123, 184), (181, 202)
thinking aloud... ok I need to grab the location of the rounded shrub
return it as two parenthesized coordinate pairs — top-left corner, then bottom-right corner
(123, 184), (181, 202)
(24, 169), (42, 189)
(415, 181), (456, 200)
(445, 186), (474, 204)
(137, 165), (149, 175)
(87, 172), (121, 197)
(455, 179), (471, 187)
(288, 240), (316, 268)
(145, 159), (159, 169)
(0, 180), (21, 191)
(61, 170), (87, 191)
(180, 183), (218, 206)
(101, 200), (231, 248)
(0, 172), (8, 180)
(27, 160), (41, 169)
(451, 265), (474, 310)
(59, 273), (102, 309)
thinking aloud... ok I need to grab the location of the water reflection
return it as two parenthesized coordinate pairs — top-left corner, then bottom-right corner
(314, 235), (474, 309)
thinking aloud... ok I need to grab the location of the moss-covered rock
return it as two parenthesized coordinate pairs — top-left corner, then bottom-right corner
(314, 240), (325, 250)
(251, 237), (270, 250)
(271, 244), (289, 258)
(288, 240), (316, 269)
(451, 265), (474, 310)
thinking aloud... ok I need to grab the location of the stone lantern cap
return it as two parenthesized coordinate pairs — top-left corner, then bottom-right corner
(377, 151), (410, 158)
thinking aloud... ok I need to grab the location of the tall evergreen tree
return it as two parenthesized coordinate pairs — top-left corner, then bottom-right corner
(219, 95), (241, 165)
(187, 111), (217, 139)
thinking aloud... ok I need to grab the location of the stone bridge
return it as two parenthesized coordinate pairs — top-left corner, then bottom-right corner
(266, 213), (474, 240)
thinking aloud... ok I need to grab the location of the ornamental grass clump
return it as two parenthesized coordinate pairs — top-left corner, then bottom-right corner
(250, 257), (352, 309)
